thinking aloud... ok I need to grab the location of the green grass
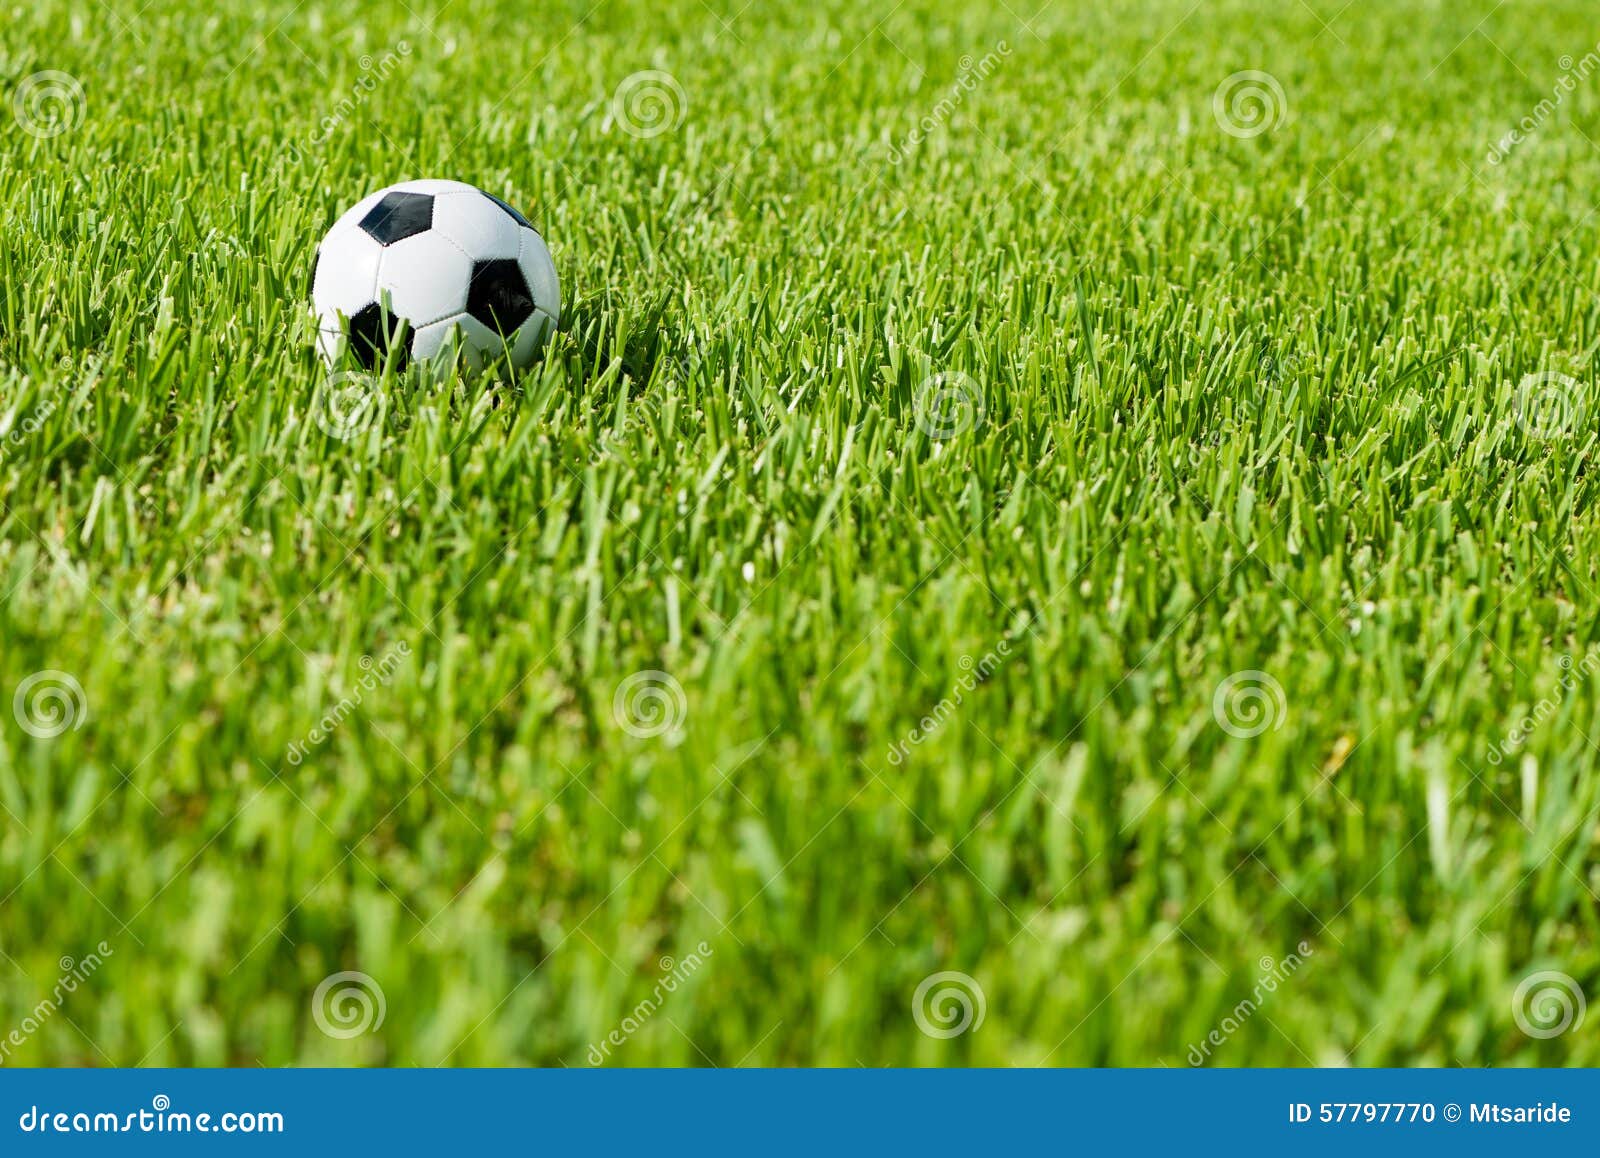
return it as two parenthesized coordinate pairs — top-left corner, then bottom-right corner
(5, 0), (1600, 1066)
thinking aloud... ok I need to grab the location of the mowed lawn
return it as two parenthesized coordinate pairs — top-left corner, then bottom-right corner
(4, 0), (1600, 1066)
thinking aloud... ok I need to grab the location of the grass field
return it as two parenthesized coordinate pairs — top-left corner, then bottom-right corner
(5, 0), (1600, 1066)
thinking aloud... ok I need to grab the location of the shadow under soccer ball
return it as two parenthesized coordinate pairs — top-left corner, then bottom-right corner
(310, 178), (560, 378)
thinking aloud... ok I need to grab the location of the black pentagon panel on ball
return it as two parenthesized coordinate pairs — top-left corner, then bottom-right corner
(358, 192), (435, 245)
(466, 259), (535, 335)
(481, 191), (532, 229)
(346, 303), (410, 371)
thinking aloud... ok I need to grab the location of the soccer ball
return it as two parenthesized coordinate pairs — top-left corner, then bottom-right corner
(311, 179), (559, 372)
